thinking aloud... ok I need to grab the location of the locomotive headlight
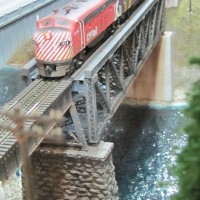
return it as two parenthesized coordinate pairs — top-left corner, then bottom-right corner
(44, 32), (51, 40)
(60, 41), (70, 46)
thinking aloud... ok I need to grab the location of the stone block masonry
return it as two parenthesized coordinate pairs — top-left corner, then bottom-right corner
(25, 141), (119, 200)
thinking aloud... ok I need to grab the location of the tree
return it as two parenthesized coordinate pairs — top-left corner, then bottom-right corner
(171, 57), (200, 200)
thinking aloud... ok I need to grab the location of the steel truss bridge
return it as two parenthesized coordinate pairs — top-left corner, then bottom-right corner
(0, 0), (165, 182)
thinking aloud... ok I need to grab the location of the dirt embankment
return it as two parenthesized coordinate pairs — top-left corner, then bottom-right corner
(7, 39), (34, 67)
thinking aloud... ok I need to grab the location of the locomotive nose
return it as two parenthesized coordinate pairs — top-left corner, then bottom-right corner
(34, 30), (72, 62)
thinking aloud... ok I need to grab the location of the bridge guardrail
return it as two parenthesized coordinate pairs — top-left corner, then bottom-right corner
(0, 0), (54, 28)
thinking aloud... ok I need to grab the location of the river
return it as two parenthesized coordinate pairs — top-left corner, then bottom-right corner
(104, 103), (187, 200)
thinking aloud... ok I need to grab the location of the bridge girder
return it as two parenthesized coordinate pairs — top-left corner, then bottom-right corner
(81, 0), (165, 143)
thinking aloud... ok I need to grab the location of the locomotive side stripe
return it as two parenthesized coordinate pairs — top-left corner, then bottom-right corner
(35, 31), (56, 57)
(34, 30), (73, 62)
(34, 32), (43, 55)
(38, 34), (55, 60)
(33, 32), (41, 40)
(47, 32), (71, 61)
(58, 45), (72, 61)
(52, 45), (68, 61)
(52, 43), (70, 61)
(53, 33), (72, 60)
(35, 32), (46, 56)
(55, 48), (69, 61)
(54, 32), (72, 60)
(40, 32), (64, 60)
(38, 32), (64, 60)
(45, 33), (67, 61)
(39, 32), (61, 60)
(34, 31), (44, 41)
(35, 32), (45, 44)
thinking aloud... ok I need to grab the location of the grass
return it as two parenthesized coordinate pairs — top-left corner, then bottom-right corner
(166, 0), (200, 67)
(7, 39), (34, 67)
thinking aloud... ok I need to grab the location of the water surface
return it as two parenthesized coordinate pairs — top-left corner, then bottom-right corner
(104, 104), (187, 200)
(0, 66), (25, 107)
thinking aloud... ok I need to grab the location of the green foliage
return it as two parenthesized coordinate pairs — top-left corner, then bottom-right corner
(189, 57), (200, 65)
(172, 65), (200, 200)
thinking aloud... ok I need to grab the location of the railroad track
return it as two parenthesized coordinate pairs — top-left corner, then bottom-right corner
(0, 78), (61, 161)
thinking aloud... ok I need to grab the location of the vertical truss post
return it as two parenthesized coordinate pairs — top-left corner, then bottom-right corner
(131, 31), (137, 72)
(109, 59), (123, 90)
(105, 62), (111, 107)
(156, 0), (165, 37)
(119, 45), (124, 84)
(138, 23), (143, 61)
(140, 19), (145, 59)
(84, 75), (99, 143)
(95, 81), (111, 112)
(133, 25), (142, 69)
(149, 3), (158, 46)
(141, 16), (149, 57)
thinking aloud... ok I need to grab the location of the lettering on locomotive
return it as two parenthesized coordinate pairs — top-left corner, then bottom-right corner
(87, 26), (98, 42)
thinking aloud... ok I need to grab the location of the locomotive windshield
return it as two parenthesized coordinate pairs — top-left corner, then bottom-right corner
(55, 20), (71, 28)
(38, 19), (71, 30)
(39, 19), (53, 28)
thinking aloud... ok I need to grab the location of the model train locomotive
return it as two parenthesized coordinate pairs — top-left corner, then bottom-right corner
(33, 0), (142, 77)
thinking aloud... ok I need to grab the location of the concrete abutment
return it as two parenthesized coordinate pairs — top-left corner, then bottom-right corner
(24, 141), (119, 200)
(165, 0), (180, 8)
(127, 32), (173, 102)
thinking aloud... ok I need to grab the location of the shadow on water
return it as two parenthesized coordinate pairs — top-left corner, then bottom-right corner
(0, 66), (26, 107)
(104, 103), (186, 200)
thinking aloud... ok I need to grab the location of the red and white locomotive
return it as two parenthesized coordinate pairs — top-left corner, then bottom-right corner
(33, 0), (142, 77)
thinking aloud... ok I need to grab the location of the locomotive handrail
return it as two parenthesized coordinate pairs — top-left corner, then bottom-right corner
(83, 0), (159, 78)
(0, 0), (54, 28)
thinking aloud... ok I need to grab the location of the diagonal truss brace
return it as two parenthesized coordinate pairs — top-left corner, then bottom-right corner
(69, 103), (88, 150)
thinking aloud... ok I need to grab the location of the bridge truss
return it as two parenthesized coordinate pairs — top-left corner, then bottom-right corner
(0, 0), (165, 182)
(72, 0), (165, 143)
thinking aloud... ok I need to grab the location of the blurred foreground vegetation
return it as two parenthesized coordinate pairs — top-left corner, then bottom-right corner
(171, 56), (200, 200)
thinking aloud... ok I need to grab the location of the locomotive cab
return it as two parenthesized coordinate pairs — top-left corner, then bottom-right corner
(33, 17), (74, 77)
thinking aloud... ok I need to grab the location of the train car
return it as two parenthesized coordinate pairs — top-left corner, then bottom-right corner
(33, 0), (142, 77)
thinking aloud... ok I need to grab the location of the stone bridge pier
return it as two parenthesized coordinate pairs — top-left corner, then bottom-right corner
(26, 142), (118, 200)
